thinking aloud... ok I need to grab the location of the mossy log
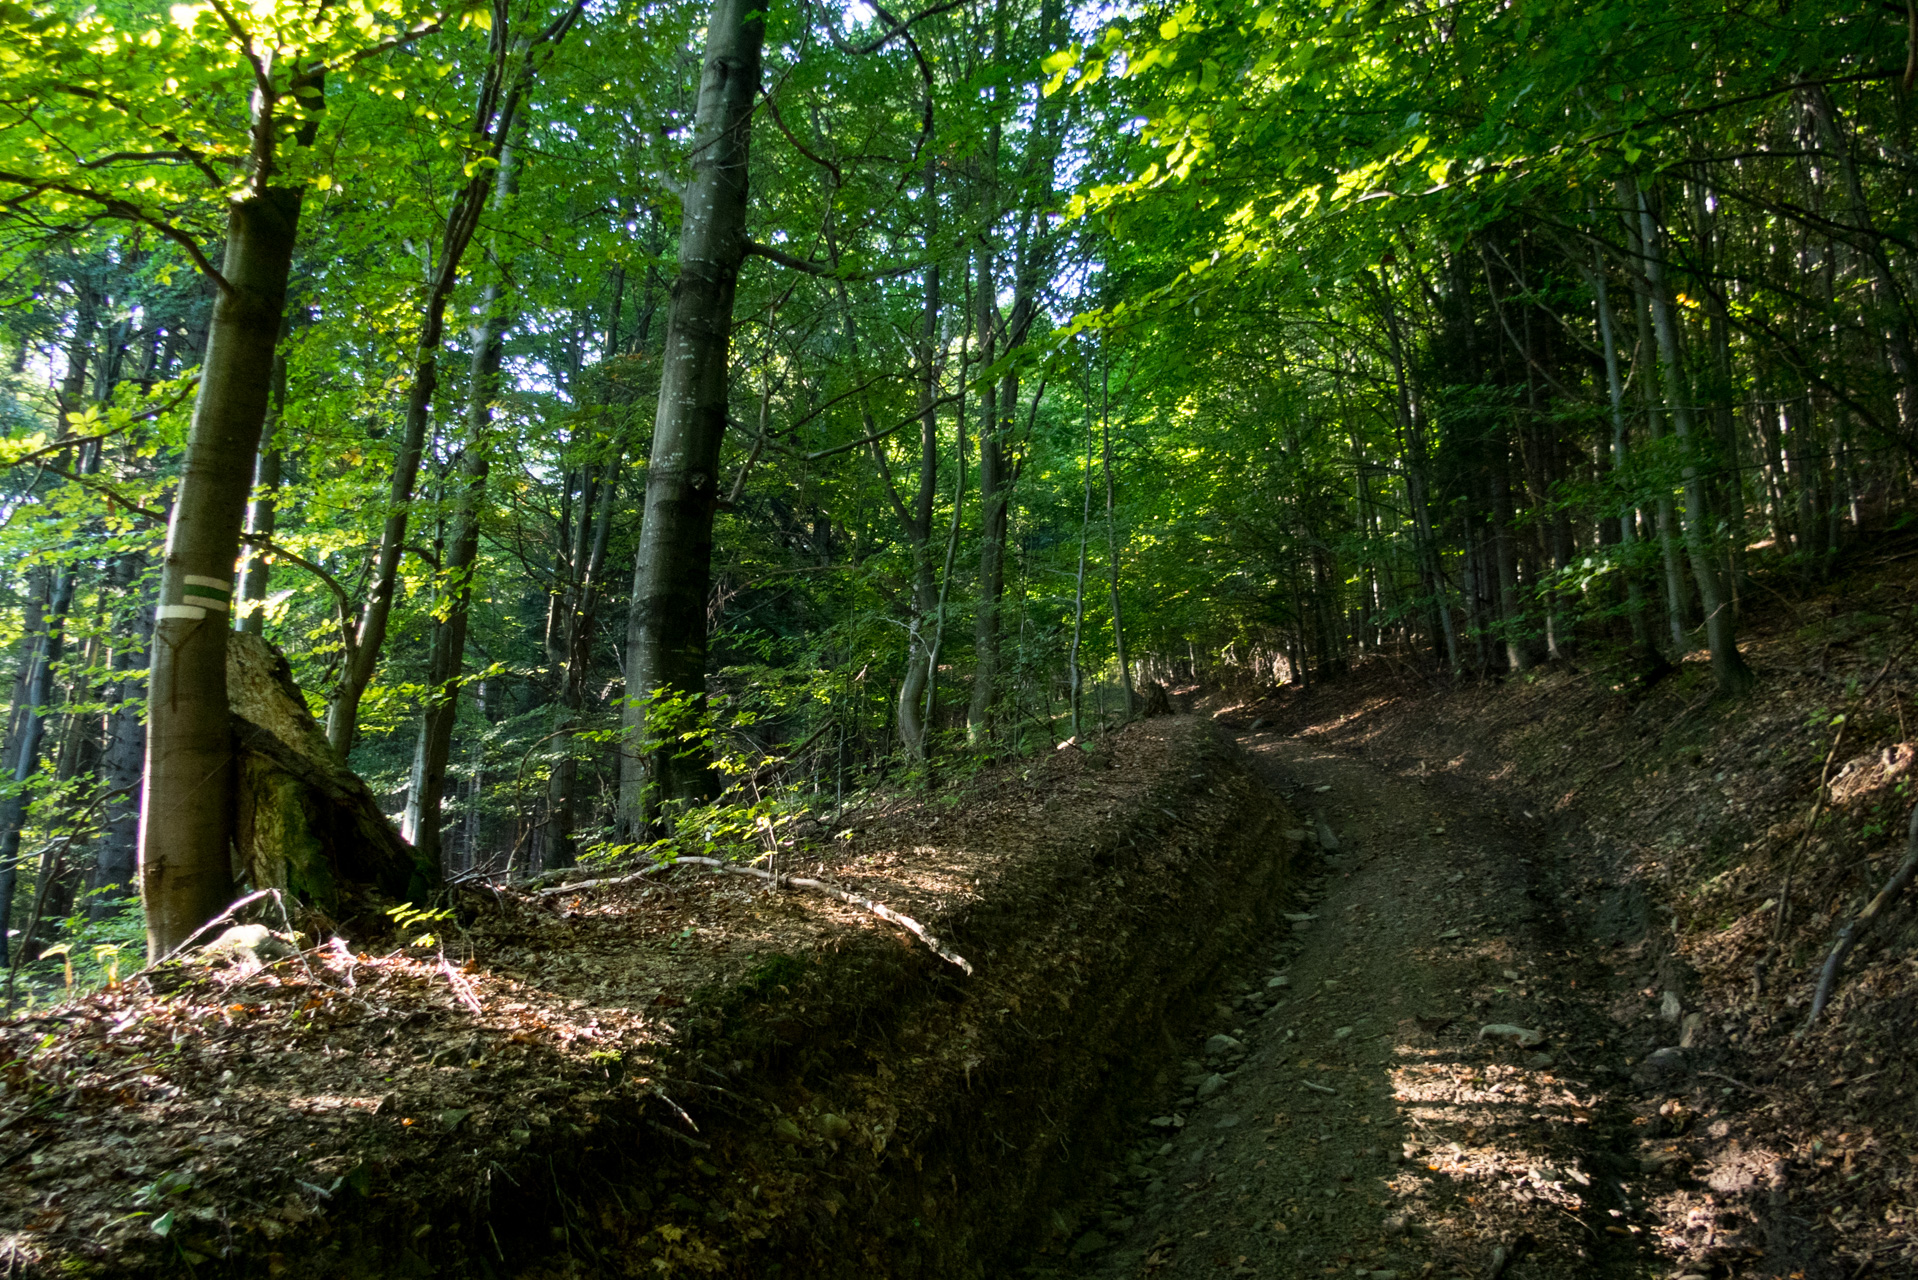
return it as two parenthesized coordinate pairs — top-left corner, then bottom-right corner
(228, 633), (435, 930)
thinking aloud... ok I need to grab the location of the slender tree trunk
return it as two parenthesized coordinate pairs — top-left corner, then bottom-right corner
(616, 0), (763, 834)
(1101, 339), (1132, 719)
(326, 82), (526, 754)
(237, 340), (287, 635)
(0, 564), (74, 961)
(91, 554), (146, 917)
(1067, 391), (1094, 738)
(1636, 181), (1756, 696)
(139, 98), (312, 957)
(401, 143), (520, 874)
(1622, 186), (1694, 652)
(968, 250), (1006, 745)
(1589, 248), (1661, 665)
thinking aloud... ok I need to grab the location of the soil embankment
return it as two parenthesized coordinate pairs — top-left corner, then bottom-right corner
(0, 718), (1301, 1279)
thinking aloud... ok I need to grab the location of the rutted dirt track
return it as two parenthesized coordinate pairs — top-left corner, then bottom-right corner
(1024, 714), (1807, 1280)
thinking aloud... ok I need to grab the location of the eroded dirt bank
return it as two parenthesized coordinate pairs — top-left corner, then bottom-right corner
(0, 718), (1301, 1279)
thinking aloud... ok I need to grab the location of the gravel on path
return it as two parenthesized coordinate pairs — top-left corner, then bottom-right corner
(1024, 729), (1661, 1280)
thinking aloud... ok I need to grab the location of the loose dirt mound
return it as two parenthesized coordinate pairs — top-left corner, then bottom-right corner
(0, 718), (1299, 1279)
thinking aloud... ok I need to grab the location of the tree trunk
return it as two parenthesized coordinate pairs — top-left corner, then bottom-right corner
(401, 140), (515, 873)
(91, 554), (146, 918)
(1636, 181), (1756, 696)
(237, 340), (287, 635)
(0, 564), (74, 961)
(1101, 339), (1132, 719)
(140, 110), (312, 955)
(1068, 391), (1095, 738)
(326, 77), (527, 755)
(617, 0), (764, 834)
(1588, 245), (1665, 672)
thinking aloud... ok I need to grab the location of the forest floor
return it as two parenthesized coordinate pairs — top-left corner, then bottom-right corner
(1024, 541), (1918, 1280)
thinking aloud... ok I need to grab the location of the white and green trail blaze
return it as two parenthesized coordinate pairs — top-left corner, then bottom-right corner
(158, 575), (232, 621)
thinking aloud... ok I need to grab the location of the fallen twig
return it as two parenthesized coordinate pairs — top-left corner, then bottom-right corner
(438, 955), (484, 1017)
(1775, 631), (1916, 942)
(1805, 805), (1918, 1029)
(541, 856), (974, 975)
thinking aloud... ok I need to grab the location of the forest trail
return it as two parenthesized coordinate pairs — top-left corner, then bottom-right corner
(1031, 719), (1673, 1280)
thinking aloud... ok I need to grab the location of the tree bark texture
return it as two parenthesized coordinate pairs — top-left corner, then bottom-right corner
(617, 0), (764, 833)
(140, 166), (307, 958)
(1636, 182), (1756, 696)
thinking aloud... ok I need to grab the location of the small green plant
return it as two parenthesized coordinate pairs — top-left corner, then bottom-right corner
(385, 902), (455, 948)
(38, 944), (73, 990)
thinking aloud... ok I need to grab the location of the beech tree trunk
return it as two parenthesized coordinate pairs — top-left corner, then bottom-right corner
(90, 553), (147, 918)
(617, 0), (763, 835)
(0, 564), (74, 961)
(140, 144), (310, 957)
(401, 152), (513, 873)
(325, 77), (527, 755)
(1636, 182), (1756, 696)
(237, 342), (286, 636)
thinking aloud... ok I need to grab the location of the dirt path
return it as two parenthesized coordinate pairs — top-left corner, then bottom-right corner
(1023, 724), (1672, 1280)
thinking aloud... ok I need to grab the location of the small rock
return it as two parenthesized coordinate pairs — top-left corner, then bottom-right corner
(1214, 1114), (1241, 1129)
(1660, 990), (1682, 1022)
(1314, 784), (1332, 793)
(1477, 1023), (1545, 1048)
(1439, 928), (1464, 940)
(773, 1117), (804, 1143)
(202, 924), (297, 966)
(1196, 1073), (1228, 1100)
(1156, 1143), (1174, 1157)
(1679, 1012), (1702, 1048)
(1284, 912), (1317, 924)
(816, 1113), (852, 1140)
(1205, 1034), (1243, 1057)
(1148, 1116), (1178, 1128)
(1283, 828), (1309, 842)
(1334, 1026), (1354, 1039)
(1524, 1052), (1556, 1070)
(1316, 819), (1339, 852)
(1266, 975), (1290, 989)
(1381, 1214), (1408, 1236)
